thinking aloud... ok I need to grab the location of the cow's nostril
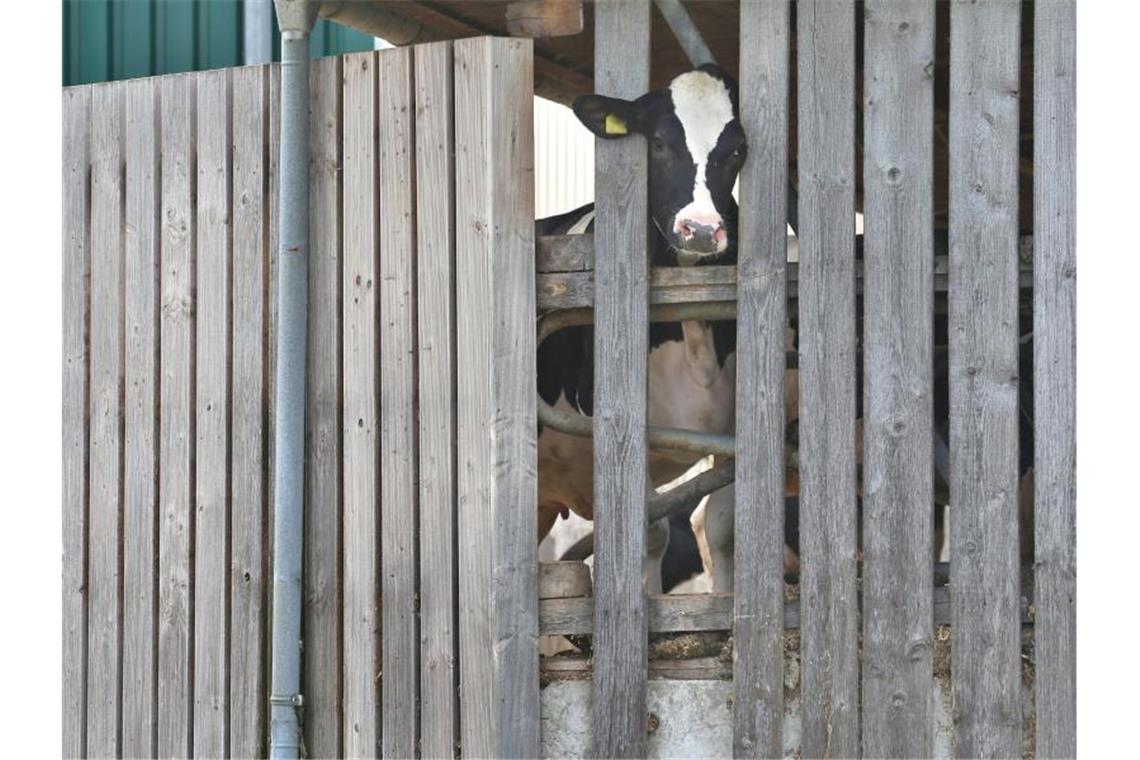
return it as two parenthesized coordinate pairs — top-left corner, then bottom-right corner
(680, 223), (694, 239)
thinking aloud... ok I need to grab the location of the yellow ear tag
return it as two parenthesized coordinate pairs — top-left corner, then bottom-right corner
(604, 114), (628, 136)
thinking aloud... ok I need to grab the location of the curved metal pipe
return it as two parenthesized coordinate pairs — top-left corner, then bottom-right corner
(560, 458), (737, 561)
(537, 301), (738, 457)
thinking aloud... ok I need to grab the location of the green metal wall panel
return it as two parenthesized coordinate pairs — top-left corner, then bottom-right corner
(64, 1), (378, 86)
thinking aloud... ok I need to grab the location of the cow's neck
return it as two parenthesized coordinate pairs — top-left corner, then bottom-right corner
(648, 216), (737, 382)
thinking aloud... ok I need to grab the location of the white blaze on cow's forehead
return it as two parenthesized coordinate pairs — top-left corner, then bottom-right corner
(669, 71), (733, 226)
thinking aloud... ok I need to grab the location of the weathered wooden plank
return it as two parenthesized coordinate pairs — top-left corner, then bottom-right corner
(536, 250), (1032, 310)
(86, 80), (125, 760)
(415, 40), (459, 760)
(63, 84), (91, 760)
(949, 2), (1023, 756)
(158, 73), (196, 760)
(539, 585), (1032, 637)
(539, 561), (592, 599)
(193, 68), (232, 758)
(535, 233), (594, 272)
(302, 54), (343, 760)
(122, 75), (160, 760)
(796, 2), (859, 757)
(230, 63), (269, 760)
(454, 36), (539, 759)
(378, 45), (420, 760)
(861, 2), (936, 756)
(590, 2), (651, 756)
(1033, 3), (1076, 757)
(341, 51), (381, 759)
(733, 1), (789, 755)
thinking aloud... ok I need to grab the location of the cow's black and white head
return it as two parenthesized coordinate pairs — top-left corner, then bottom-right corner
(573, 64), (745, 264)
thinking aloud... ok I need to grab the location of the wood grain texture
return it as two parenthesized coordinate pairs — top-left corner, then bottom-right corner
(454, 36), (539, 759)
(122, 75), (160, 759)
(535, 233), (594, 272)
(539, 584), (1029, 637)
(193, 68), (232, 758)
(303, 54), (344, 760)
(87, 80), (124, 760)
(861, 2), (935, 756)
(1033, 1), (1076, 756)
(158, 73), (196, 759)
(378, 45), (420, 760)
(590, 3), (651, 756)
(415, 40), (459, 760)
(796, 2), (860, 757)
(229, 63), (269, 760)
(63, 84), (91, 760)
(948, 2), (1023, 756)
(341, 51), (381, 759)
(733, 1), (789, 755)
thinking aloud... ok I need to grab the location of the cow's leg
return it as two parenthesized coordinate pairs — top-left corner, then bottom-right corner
(703, 482), (735, 593)
(644, 516), (670, 594)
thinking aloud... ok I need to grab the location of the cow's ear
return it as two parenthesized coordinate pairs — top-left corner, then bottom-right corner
(572, 95), (644, 139)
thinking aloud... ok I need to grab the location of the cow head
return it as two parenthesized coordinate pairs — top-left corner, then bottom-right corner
(573, 65), (746, 263)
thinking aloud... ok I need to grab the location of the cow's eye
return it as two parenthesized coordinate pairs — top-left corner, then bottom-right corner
(652, 137), (666, 153)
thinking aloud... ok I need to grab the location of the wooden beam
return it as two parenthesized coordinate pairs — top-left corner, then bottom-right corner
(506, 1), (584, 38)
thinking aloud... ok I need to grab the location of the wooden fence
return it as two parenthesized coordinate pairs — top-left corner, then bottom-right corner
(63, 37), (536, 759)
(63, 2), (1075, 758)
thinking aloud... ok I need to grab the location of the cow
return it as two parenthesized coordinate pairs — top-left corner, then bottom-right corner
(535, 65), (750, 593)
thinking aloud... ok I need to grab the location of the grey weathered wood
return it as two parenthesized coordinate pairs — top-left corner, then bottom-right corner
(1033, 2), (1076, 757)
(796, 2), (860, 757)
(536, 250), (1032, 311)
(454, 36), (539, 759)
(62, 83), (91, 760)
(539, 561), (593, 599)
(539, 585), (1030, 637)
(589, 4), (651, 756)
(861, 2), (935, 757)
(542, 594), (733, 636)
(122, 75), (160, 759)
(536, 233), (594, 272)
(303, 54), (343, 760)
(378, 45), (420, 760)
(86, 80), (124, 760)
(948, 2), (1023, 757)
(193, 68), (231, 758)
(341, 51), (381, 758)
(415, 39), (459, 760)
(158, 73), (196, 759)
(733, 1), (789, 756)
(230, 63), (269, 760)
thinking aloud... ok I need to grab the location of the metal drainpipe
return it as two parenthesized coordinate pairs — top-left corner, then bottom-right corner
(270, 2), (317, 759)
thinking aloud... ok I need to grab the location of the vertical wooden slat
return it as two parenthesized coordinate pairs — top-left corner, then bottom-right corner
(63, 84), (91, 760)
(415, 40), (459, 760)
(193, 67), (232, 758)
(590, 2), (651, 756)
(1033, 2), (1077, 756)
(87, 80), (124, 760)
(342, 50), (381, 759)
(797, 2), (859, 757)
(158, 73), (195, 760)
(948, 1), (1023, 757)
(379, 45), (420, 760)
(861, 2), (936, 756)
(454, 36), (538, 759)
(733, 2), (789, 756)
(230, 63), (269, 760)
(304, 54), (344, 760)
(123, 75), (160, 759)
